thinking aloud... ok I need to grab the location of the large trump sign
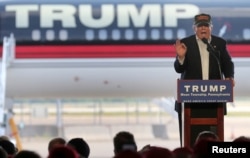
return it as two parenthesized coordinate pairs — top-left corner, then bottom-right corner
(177, 80), (233, 103)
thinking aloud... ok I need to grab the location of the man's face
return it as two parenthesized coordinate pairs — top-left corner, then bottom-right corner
(194, 23), (212, 39)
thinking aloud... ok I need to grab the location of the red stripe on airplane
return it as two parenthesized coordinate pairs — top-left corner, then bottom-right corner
(0, 44), (249, 58)
(227, 45), (250, 57)
(14, 45), (173, 58)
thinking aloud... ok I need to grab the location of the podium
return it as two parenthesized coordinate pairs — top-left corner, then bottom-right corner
(177, 79), (233, 147)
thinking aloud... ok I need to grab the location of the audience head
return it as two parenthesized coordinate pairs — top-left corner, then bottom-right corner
(141, 146), (174, 158)
(195, 131), (220, 144)
(192, 130), (220, 158)
(48, 137), (66, 152)
(0, 147), (8, 158)
(14, 150), (41, 158)
(113, 131), (137, 155)
(0, 136), (10, 141)
(138, 144), (151, 154)
(48, 146), (79, 158)
(114, 150), (142, 158)
(172, 147), (193, 158)
(193, 138), (217, 158)
(232, 136), (250, 142)
(0, 139), (17, 157)
(67, 137), (90, 158)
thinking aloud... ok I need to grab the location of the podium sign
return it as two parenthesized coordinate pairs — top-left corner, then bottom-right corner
(177, 80), (233, 103)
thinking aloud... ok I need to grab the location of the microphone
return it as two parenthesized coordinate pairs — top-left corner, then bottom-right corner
(201, 38), (217, 53)
(201, 38), (223, 79)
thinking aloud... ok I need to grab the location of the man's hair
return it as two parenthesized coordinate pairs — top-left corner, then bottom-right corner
(141, 146), (174, 158)
(0, 139), (16, 155)
(67, 138), (90, 158)
(113, 131), (137, 154)
(14, 150), (41, 158)
(195, 130), (220, 144)
(0, 147), (8, 158)
(233, 136), (250, 142)
(48, 137), (66, 152)
(48, 146), (79, 158)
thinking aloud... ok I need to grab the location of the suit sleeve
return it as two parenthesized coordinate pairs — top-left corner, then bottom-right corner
(220, 41), (234, 78)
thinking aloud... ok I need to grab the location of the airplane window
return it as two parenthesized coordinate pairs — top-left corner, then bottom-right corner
(99, 29), (108, 40)
(32, 30), (41, 41)
(177, 29), (186, 39)
(46, 30), (55, 41)
(164, 29), (173, 40)
(59, 30), (68, 41)
(124, 29), (134, 40)
(243, 28), (250, 40)
(151, 29), (160, 40)
(86, 29), (95, 41)
(138, 29), (147, 40)
(112, 29), (121, 40)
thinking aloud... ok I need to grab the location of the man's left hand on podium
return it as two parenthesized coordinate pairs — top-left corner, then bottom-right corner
(225, 77), (235, 87)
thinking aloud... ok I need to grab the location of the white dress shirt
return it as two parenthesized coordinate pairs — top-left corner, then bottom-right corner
(197, 37), (211, 80)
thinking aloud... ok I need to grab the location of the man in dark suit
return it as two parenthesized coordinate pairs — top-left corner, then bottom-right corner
(174, 13), (235, 146)
(174, 13), (234, 80)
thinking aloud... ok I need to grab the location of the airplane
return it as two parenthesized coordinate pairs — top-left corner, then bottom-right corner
(0, 0), (250, 102)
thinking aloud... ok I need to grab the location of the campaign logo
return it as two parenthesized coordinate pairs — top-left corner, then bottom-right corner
(177, 80), (233, 103)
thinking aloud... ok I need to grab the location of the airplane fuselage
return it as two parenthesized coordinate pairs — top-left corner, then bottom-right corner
(0, 0), (250, 99)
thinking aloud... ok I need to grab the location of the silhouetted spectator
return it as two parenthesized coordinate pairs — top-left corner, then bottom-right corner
(114, 150), (142, 158)
(48, 146), (79, 158)
(0, 135), (10, 141)
(67, 137), (90, 158)
(141, 146), (174, 158)
(14, 150), (41, 158)
(232, 136), (250, 142)
(172, 146), (193, 158)
(113, 131), (137, 156)
(0, 139), (17, 157)
(0, 147), (8, 158)
(193, 138), (217, 158)
(48, 137), (66, 152)
(194, 130), (220, 145)
(138, 144), (150, 154)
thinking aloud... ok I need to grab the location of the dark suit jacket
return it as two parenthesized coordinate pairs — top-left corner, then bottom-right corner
(174, 35), (234, 80)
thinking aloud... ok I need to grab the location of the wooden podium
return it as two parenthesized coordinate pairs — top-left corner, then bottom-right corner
(177, 80), (233, 147)
(184, 102), (224, 147)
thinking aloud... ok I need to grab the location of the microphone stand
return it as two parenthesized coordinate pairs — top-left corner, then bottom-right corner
(201, 38), (223, 79)
(201, 38), (227, 115)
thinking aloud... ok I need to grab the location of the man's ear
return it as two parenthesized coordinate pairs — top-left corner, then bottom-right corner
(193, 25), (197, 33)
(210, 25), (213, 31)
